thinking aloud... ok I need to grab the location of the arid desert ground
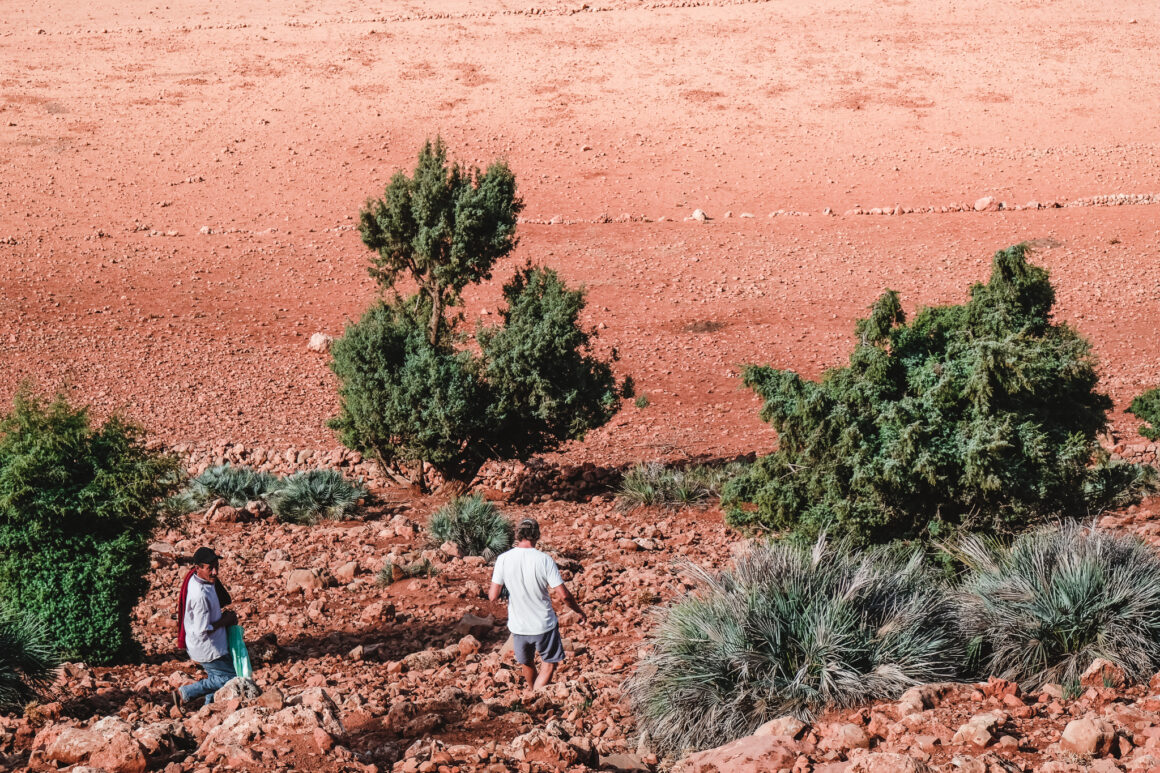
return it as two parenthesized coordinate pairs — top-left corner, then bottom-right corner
(3, 0), (1160, 770)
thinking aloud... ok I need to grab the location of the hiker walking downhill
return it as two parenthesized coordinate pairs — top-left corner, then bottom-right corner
(172, 547), (238, 707)
(489, 518), (586, 689)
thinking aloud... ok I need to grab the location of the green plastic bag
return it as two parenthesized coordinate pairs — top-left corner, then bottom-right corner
(227, 624), (252, 680)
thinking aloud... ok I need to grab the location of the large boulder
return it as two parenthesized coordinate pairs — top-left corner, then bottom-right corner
(675, 734), (799, 772)
(1059, 717), (1116, 757)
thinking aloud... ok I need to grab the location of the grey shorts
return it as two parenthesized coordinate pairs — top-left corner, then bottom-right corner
(513, 625), (565, 666)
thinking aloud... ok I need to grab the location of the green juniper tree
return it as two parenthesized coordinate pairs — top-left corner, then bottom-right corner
(1128, 387), (1160, 441)
(0, 390), (183, 664)
(330, 139), (630, 491)
(723, 244), (1154, 545)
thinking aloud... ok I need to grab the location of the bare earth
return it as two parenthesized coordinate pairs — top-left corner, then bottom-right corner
(3, 0), (1160, 771)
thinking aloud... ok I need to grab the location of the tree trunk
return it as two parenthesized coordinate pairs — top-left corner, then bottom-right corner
(428, 289), (443, 346)
(411, 460), (428, 494)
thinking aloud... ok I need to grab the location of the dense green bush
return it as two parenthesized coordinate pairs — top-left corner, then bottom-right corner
(628, 539), (963, 754)
(330, 140), (629, 491)
(723, 245), (1153, 546)
(186, 463), (283, 509)
(270, 469), (366, 525)
(955, 523), (1160, 690)
(0, 612), (60, 712)
(427, 493), (513, 560)
(0, 391), (182, 664)
(1128, 387), (1160, 441)
(618, 461), (747, 510)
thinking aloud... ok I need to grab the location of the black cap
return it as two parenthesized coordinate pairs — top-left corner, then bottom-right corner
(192, 547), (220, 565)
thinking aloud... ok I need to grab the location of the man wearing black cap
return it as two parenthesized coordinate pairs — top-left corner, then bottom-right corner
(172, 547), (238, 707)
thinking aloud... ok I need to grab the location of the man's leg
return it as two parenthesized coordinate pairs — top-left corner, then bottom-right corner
(533, 661), (557, 689)
(511, 635), (537, 687)
(178, 655), (237, 705)
(533, 626), (566, 689)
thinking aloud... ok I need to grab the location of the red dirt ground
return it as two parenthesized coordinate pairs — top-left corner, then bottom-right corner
(3, 2), (1160, 770)
(3, 0), (1159, 463)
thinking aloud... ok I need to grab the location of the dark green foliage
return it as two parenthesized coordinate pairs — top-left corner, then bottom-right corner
(0, 612), (60, 711)
(358, 137), (523, 345)
(618, 461), (747, 511)
(724, 245), (1153, 545)
(627, 539), (963, 754)
(478, 265), (626, 462)
(186, 463), (283, 509)
(427, 493), (513, 560)
(1128, 387), (1160, 441)
(333, 143), (629, 491)
(0, 390), (182, 664)
(270, 469), (366, 525)
(329, 297), (491, 485)
(955, 523), (1160, 690)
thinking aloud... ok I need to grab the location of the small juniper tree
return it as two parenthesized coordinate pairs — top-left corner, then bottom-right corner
(0, 390), (182, 664)
(723, 244), (1154, 545)
(357, 137), (522, 347)
(331, 140), (630, 490)
(1128, 387), (1160, 441)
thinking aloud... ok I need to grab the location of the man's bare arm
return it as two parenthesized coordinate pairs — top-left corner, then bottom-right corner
(488, 582), (503, 603)
(551, 584), (586, 621)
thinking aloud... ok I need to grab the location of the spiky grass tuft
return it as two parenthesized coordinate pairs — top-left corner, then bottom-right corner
(627, 539), (963, 755)
(427, 494), (513, 560)
(955, 522), (1160, 691)
(617, 461), (746, 511)
(188, 463), (283, 509)
(0, 612), (60, 711)
(269, 469), (366, 525)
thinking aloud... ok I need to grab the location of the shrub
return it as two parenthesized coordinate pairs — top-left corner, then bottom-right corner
(187, 463), (283, 509)
(618, 461), (747, 510)
(1128, 387), (1160, 441)
(0, 390), (182, 664)
(628, 539), (963, 754)
(723, 244), (1154, 546)
(270, 469), (366, 525)
(376, 558), (437, 586)
(330, 140), (630, 491)
(0, 612), (60, 712)
(427, 493), (513, 559)
(954, 522), (1160, 690)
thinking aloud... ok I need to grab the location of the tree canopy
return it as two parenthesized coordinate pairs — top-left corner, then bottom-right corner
(723, 244), (1154, 545)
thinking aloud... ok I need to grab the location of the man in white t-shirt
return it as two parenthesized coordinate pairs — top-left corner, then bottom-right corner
(489, 518), (586, 689)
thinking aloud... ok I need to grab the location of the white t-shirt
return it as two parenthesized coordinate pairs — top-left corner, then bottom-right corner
(185, 575), (228, 663)
(492, 547), (564, 636)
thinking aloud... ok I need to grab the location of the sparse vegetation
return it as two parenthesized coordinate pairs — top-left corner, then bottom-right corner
(0, 390), (182, 664)
(634, 394), (650, 409)
(168, 465), (366, 525)
(724, 244), (1155, 546)
(270, 469), (366, 525)
(1128, 387), (1160, 441)
(427, 493), (513, 560)
(618, 460), (746, 510)
(329, 139), (630, 491)
(185, 463), (282, 509)
(628, 539), (963, 754)
(0, 611), (60, 712)
(954, 522), (1160, 691)
(376, 558), (438, 585)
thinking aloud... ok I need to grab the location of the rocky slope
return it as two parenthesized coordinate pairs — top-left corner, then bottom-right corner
(3, 488), (1160, 772)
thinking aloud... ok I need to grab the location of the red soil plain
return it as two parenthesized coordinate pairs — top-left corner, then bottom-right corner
(4, 1), (1160, 771)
